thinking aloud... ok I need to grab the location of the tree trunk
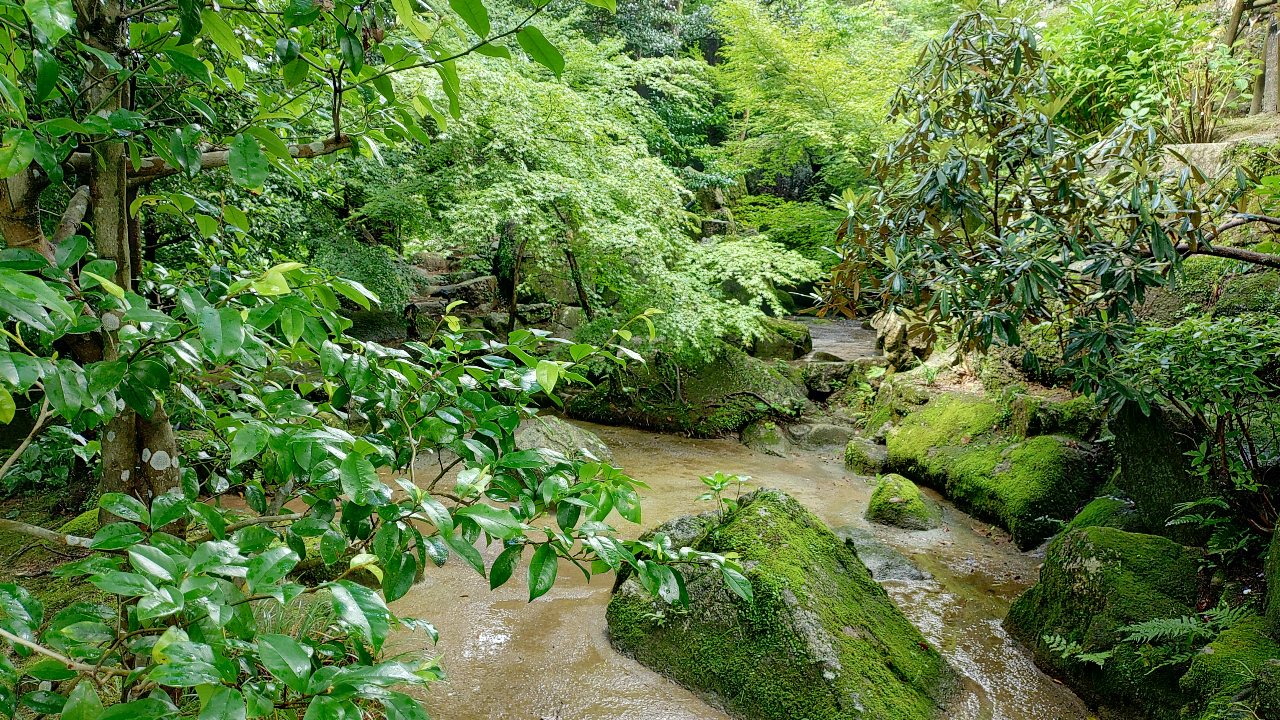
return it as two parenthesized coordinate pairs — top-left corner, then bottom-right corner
(1225, 0), (1247, 49)
(562, 245), (594, 321)
(1265, 10), (1280, 113)
(83, 5), (181, 513)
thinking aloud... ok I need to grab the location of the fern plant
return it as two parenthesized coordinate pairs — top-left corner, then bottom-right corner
(1043, 634), (1113, 667)
(1120, 600), (1254, 674)
(1167, 496), (1257, 571)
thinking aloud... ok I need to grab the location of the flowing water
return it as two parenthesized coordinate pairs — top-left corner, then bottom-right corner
(390, 422), (1092, 720)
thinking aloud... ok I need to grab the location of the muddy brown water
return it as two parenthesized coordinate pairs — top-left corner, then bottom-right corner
(389, 422), (1092, 720)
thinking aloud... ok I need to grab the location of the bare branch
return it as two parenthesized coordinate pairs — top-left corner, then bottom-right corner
(0, 518), (93, 549)
(190, 512), (305, 544)
(66, 136), (353, 187)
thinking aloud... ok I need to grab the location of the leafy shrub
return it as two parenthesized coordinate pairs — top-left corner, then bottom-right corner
(1045, 0), (1211, 135)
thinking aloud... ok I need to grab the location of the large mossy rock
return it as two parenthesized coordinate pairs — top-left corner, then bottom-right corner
(865, 474), (937, 531)
(1179, 616), (1280, 719)
(741, 419), (790, 457)
(1110, 403), (1212, 540)
(886, 393), (1102, 548)
(751, 317), (813, 361)
(606, 489), (955, 720)
(844, 438), (887, 475)
(566, 344), (806, 436)
(1005, 527), (1203, 718)
(513, 415), (613, 463)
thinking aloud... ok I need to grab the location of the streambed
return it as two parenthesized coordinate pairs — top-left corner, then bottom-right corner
(391, 421), (1091, 720)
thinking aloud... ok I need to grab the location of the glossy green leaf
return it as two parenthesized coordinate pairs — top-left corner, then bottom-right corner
(527, 543), (557, 601)
(228, 134), (269, 189)
(517, 26), (564, 77)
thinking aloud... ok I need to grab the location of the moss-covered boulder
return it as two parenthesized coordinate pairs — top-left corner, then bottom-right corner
(607, 489), (955, 720)
(566, 344), (806, 436)
(1008, 394), (1102, 440)
(1063, 495), (1139, 534)
(886, 394), (1102, 548)
(513, 415), (613, 463)
(1258, 659), (1280, 718)
(751, 317), (812, 361)
(1110, 403), (1213, 541)
(1214, 271), (1280, 317)
(1005, 527), (1202, 718)
(844, 438), (887, 474)
(865, 474), (937, 531)
(1179, 616), (1280, 719)
(742, 419), (790, 457)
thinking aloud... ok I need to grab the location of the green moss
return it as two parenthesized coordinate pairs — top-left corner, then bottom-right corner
(1258, 660), (1280, 718)
(865, 474), (937, 530)
(1214, 272), (1280, 317)
(751, 318), (813, 361)
(1005, 527), (1203, 718)
(887, 394), (1101, 548)
(1110, 403), (1213, 541)
(57, 508), (100, 537)
(567, 344), (806, 437)
(1064, 496), (1138, 534)
(843, 439), (884, 474)
(1267, 526), (1280, 639)
(1180, 616), (1280, 718)
(607, 489), (954, 720)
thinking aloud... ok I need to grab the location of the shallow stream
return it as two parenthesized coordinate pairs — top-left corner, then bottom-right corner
(391, 422), (1092, 720)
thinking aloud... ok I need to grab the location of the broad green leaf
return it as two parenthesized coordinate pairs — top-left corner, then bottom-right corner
(516, 26), (564, 77)
(89, 570), (156, 596)
(456, 504), (520, 540)
(339, 452), (389, 506)
(0, 387), (13, 424)
(527, 543), (557, 601)
(89, 522), (145, 550)
(0, 129), (37, 179)
(129, 544), (179, 582)
(443, 529), (484, 576)
(228, 134), (269, 189)
(99, 492), (149, 524)
(448, 0), (489, 37)
(199, 687), (246, 720)
(246, 547), (299, 592)
(176, 0), (202, 43)
(25, 0), (74, 44)
(534, 360), (558, 393)
(59, 681), (101, 720)
(489, 543), (522, 590)
(230, 423), (269, 467)
(258, 634), (312, 693)
(720, 565), (753, 602)
(329, 580), (390, 650)
(163, 48), (211, 85)
(198, 306), (244, 361)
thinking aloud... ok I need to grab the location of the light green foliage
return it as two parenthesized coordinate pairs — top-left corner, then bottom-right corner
(865, 473), (936, 530)
(607, 489), (955, 720)
(731, 196), (845, 265)
(1044, 0), (1213, 135)
(887, 394), (1101, 547)
(384, 34), (818, 357)
(711, 0), (945, 193)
